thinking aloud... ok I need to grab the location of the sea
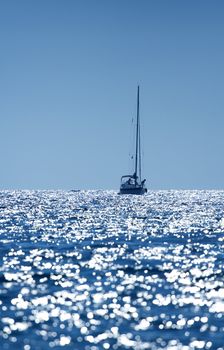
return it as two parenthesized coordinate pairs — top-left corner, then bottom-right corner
(0, 190), (224, 350)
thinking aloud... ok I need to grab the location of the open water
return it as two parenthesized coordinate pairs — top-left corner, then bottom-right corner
(0, 190), (224, 350)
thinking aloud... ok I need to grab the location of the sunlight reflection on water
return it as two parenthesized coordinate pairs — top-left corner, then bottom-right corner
(0, 190), (224, 349)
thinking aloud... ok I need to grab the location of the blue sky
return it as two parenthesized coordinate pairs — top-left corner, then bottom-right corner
(0, 0), (224, 189)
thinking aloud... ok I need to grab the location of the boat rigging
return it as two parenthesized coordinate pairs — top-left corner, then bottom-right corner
(119, 86), (147, 195)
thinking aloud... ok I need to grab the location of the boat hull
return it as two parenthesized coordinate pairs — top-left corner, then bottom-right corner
(119, 187), (147, 195)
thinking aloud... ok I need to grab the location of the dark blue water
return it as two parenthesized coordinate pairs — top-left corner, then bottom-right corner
(0, 190), (224, 350)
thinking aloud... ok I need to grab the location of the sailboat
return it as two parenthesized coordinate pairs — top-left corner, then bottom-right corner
(119, 86), (147, 195)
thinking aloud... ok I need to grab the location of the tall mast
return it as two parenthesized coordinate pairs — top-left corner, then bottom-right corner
(135, 86), (140, 181)
(139, 111), (141, 182)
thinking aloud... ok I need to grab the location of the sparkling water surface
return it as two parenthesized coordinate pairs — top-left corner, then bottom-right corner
(0, 190), (224, 350)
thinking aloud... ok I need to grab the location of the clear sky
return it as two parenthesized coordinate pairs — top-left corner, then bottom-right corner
(0, 0), (224, 190)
